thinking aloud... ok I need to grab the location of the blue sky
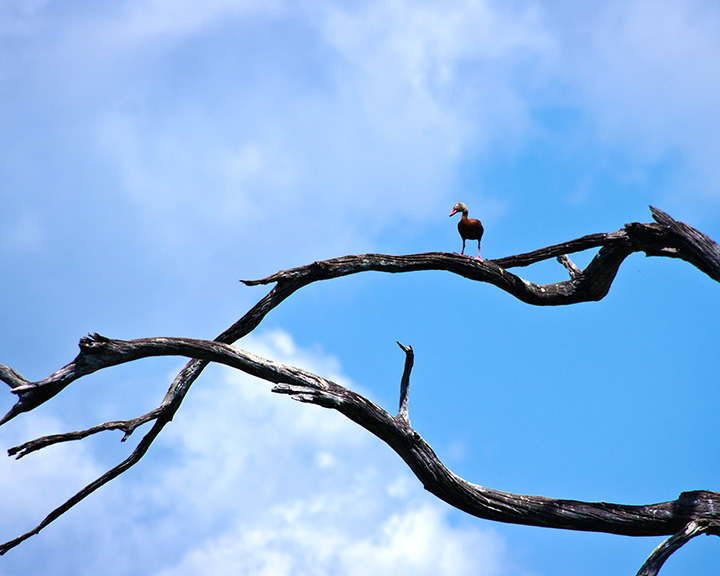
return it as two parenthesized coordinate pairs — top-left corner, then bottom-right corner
(1, 1), (719, 574)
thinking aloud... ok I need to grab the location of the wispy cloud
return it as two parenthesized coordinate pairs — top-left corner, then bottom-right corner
(5, 0), (720, 266)
(3, 0), (554, 262)
(154, 502), (514, 576)
(149, 329), (523, 576)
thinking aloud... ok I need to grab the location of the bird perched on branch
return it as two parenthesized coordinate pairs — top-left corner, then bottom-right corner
(449, 202), (484, 260)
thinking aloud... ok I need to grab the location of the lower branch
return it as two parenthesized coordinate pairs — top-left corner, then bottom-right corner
(3, 335), (719, 554)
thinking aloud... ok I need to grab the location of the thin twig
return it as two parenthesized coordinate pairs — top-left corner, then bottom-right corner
(557, 254), (582, 278)
(396, 342), (414, 425)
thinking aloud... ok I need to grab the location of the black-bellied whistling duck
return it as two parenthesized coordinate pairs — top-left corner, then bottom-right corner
(449, 202), (484, 260)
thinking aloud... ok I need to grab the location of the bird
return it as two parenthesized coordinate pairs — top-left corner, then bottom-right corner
(449, 202), (484, 260)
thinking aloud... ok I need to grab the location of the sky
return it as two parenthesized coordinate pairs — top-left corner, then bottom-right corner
(1, 0), (719, 574)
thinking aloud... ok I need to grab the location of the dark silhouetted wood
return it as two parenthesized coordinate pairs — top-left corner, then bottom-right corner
(1, 207), (718, 572)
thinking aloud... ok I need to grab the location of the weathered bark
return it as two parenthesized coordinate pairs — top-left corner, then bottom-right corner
(0, 206), (718, 571)
(396, 342), (413, 426)
(636, 520), (720, 576)
(5, 335), (720, 541)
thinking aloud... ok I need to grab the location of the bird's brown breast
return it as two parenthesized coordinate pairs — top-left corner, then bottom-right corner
(458, 217), (484, 241)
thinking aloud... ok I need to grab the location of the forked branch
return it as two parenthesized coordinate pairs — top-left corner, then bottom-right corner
(1, 206), (718, 571)
(6, 336), (720, 537)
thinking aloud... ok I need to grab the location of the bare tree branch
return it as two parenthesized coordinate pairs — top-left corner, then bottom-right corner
(2, 334), (720, 558)
(396, 342), (413, 426)
(241, 207), (720, 306)
(1, 206), (718, 569)
(4, 207), (716, 427)
(637, 520), (720, 576)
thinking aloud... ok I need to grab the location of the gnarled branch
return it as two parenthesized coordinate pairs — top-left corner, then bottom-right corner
(1, 206), (718, 571)
(240, 207), (719, 305)
(1, 335), (719, 557)
(8, 337), (720, 533)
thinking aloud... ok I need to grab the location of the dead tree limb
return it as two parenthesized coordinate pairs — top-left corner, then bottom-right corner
(1, 335), (719, 557)
(636, 520), (720, 576)
(240, 206), (719, 304)
(1, 206), (718, 570)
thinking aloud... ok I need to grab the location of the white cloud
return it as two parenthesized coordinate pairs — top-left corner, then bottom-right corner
(155, 502), (512, 576)
(145, 329), (523, 576)
(6, 0), (720, 268)
(310, 0), (554, 211)
(108, 0), (286, 45)
(0, 416), (103, 528)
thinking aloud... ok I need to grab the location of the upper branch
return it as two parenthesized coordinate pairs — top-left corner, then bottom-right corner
(241, 207), (720, 306)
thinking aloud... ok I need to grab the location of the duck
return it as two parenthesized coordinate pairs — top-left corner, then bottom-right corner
(449, 202), (484, 260)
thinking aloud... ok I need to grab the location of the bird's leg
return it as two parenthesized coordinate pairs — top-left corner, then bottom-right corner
(461, 239), (466, 256)
(476, 242), (483, 261)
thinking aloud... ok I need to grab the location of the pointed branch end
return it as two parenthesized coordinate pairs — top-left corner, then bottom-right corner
(396, 342), (414, 425)
(0, 364), (30, 391)
(0, 405), (24, 428)
(240, 273), (281, 286)
(396, 341), (413, 354)
(7, 443), (27, 460)
(649, 205), (670, 224)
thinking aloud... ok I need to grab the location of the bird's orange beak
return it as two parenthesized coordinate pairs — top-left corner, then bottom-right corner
(449, 209), (458, 217)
